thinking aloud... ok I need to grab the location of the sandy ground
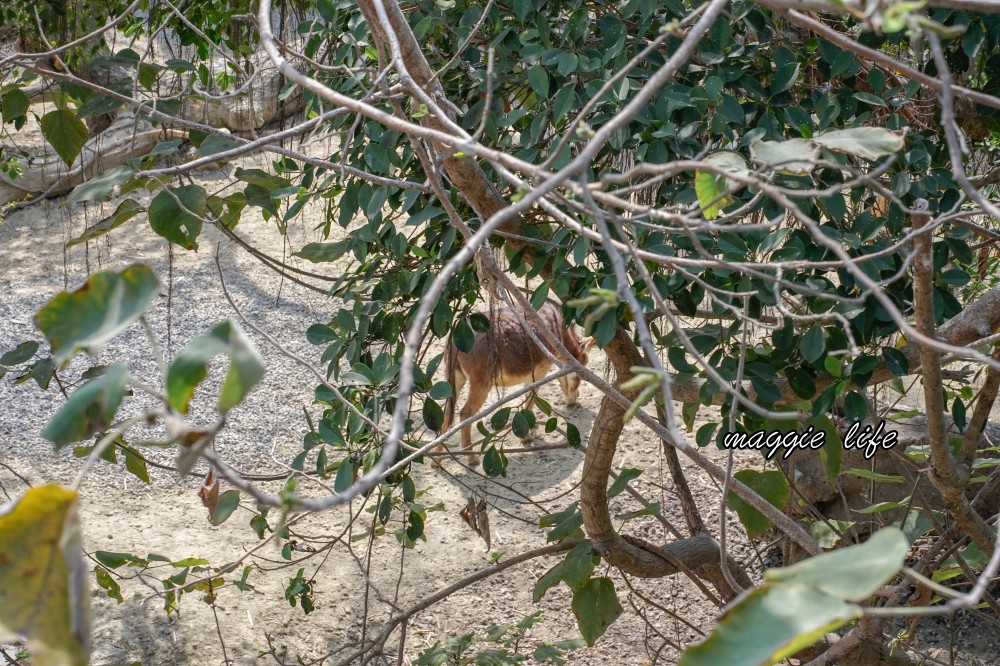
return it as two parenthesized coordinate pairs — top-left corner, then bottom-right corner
(1, 165), (998, 666)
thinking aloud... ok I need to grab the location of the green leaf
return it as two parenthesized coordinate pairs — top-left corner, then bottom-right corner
(1, 340), (39, 366)
(668, 347), (698, 373)
(235, 167), (291, 190)
(679, 584), (858, 666)
(67, 165), (135, 203)
(166, 320), (265, 414)
(882, 347), (909, 377)
(77, 93), (122, 118)
(469, 313), (491, 332)
(528, 65), (550, 98)
(35, 264), (159, 364)
(813, 127), (904, 160)
(306, 324), (336, 345)
(749, 138), (818, 175)
(843, 392), (867, 422)
(607, 468), (642, 499)
(952, 397), (967, 432)
(211, 490), (241, 526)
(137, 63), (161, 90)
(1, 87), (29, 123)
(566, 422), (581, 447)
(696, 422), (717, 447)
(454, 319), (475, 353)
(0, 484), (90, 666)
(852, 92), (885, 107)
(726, 470), (789, 539)
(428, 381), (452, 401)
(95, 551), (138, 569)
(147, 139), (184, 158)
(293, 240), (350, 263)
(334, 460), (355, 493)
(41, 363), (129, 449)
(490, 407), (512, 430)
(198, 135), (240, 158)
(571, 578), (623, 646)
(695, 152), (749, 220)
(563, 542), (598, 591)
(769, 62), (799, 96)
(533, 561), (566, 603)
(512, 410), (532, 438)
(799, 325), (825, 364)
(483, 445), (508, 477)
(557, 52), (579, 76)
(855, 500), (910, 514)
(148, 185), (206, 250)
(767, 528), (908, 601)
(843, 469), (904, 484)
(553, 83), (576, 122)
(121, 445), (150, 484)
(95, 565), (123, 604)
(66, 199), (144, 247)
(40, 108), (89, 166)
(422, 397), (444, 433)
(809, 519), (853, 549)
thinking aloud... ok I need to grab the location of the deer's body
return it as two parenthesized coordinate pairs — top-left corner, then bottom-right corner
(439, 302), (594, 460)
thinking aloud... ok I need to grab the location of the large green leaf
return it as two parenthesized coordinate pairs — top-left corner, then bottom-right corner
(562, 541), (599, 591)
(813, 128), (905, 161)
(166, 320), (265, 414)
(41, 363), (129, 449)
(766, 527), (908, 601)
(769, 62), (799, 96)
(1, 87), (29, 123)
(210, 490), (241, 526)
(798, 325), (825, 363)
(148, 185), (206, 250)
(0, 484), (90, 666)
(725, 470), (789, 539)
(695, 152), (749, 220)
(65, 200), (144, 247)
(684, 518), (910, 666)
(1, 340), (39, 366)
(749, 139), (819, 175)
(40, 109), (88, 167)
(293, 240), (351, 263)
(679, 584), (858, 666)
(528, 65), (550, 98)
(67, 165), (135, 203)
(571, 577), (623, 646)
(34, 264), (159, 364)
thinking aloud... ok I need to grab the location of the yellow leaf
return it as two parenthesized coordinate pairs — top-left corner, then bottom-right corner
(0, 484), (90, 666)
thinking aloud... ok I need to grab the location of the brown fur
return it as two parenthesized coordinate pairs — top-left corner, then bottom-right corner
(439, 302), (594, 461)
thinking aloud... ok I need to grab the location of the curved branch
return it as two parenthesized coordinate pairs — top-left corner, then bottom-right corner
(578, 327), (752, 600)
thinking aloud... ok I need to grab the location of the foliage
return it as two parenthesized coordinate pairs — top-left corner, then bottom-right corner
(681, 528), (909, 666)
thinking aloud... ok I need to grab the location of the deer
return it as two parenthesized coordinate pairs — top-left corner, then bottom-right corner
(438, 301), (595, 462)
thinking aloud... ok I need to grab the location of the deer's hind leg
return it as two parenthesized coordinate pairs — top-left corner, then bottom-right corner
(459, 377), (492, 464)
(437, 363), (468, 456)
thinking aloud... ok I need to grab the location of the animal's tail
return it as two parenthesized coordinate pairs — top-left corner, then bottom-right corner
(441, 341), (458, 433)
